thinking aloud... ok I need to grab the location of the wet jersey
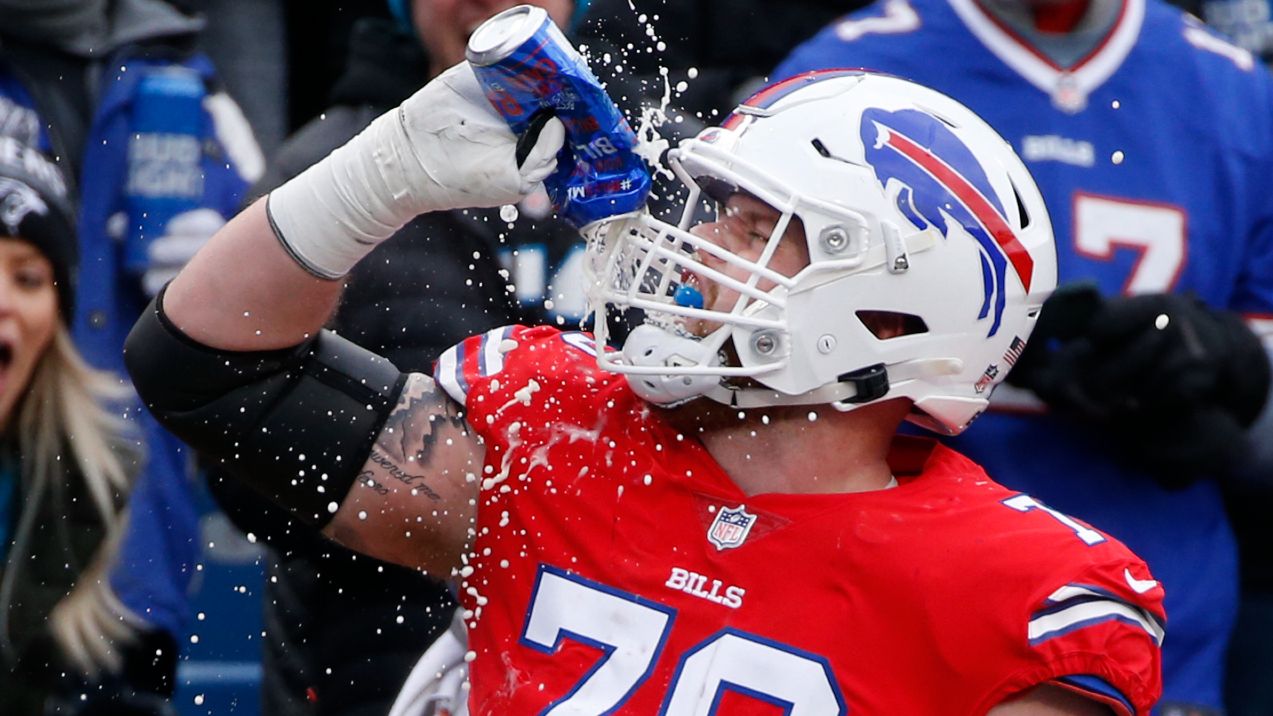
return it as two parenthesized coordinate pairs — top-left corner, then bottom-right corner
(434, 325), (1164, 715)
(774, 1), (1273, 708)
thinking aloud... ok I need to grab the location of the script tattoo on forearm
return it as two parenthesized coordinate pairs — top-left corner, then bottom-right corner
(367, 449), (443, 501)
(369, 373), (471, 502)
(356, 470), (390, 497)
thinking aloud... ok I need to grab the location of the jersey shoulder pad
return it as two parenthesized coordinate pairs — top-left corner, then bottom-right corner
(432, 325), (619, 436)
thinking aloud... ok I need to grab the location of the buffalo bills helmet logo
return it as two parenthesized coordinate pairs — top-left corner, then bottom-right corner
(861, 108), (1035, 336)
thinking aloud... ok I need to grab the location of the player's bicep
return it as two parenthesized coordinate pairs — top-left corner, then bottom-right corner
(322, 372), (483, 574)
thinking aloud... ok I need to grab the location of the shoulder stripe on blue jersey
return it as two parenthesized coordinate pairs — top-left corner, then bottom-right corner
(1029, 584), (1164, 646)
(1056, 675), (1135, 716)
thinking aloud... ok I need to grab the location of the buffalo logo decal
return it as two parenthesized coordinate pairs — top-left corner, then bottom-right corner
(861, 108), (1035, 336)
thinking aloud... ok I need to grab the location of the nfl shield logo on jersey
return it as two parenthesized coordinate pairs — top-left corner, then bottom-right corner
(708, 505), (757, 551)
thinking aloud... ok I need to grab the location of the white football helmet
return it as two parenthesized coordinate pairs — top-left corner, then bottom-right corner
(582, 70), (1057, 434)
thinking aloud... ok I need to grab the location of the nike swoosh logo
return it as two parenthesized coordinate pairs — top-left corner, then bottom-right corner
(1124, 568), (1159, 594)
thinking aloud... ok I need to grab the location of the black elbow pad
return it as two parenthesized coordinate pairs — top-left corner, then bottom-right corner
(124, 290), (406, 527)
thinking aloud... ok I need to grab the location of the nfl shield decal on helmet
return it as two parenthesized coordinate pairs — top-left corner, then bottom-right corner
(708, 505), (757, 551)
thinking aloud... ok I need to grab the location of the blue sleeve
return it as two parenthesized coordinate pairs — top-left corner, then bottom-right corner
(771, 5), (902, 82)
(1227, 86), (1273, 499)
(1232, 160), (1273, 322)
(107, 413), (200, 637)
(772, 27), (841, 82)
(1226, 59), (1273, 321)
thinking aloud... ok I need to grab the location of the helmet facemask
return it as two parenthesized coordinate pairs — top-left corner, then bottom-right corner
(583, 138), (880, 408)
(582, 72), (1057, 434)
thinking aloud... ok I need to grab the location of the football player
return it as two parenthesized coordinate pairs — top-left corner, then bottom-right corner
(124, 63), (1164, 714)
(774, 0), (1273, 710)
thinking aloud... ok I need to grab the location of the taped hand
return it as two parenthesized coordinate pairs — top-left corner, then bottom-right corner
(395, 61), (565, 213)
(267, 61), (566, 278)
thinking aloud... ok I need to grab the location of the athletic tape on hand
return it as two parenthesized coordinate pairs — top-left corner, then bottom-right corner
(268, 62), (563, 279)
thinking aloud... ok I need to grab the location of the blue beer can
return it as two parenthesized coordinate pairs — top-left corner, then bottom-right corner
(124, 66), (206, 274)
(466, 5), (651, 228)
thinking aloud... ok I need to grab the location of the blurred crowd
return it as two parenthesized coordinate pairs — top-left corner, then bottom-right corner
(0, 0), (1270, 715)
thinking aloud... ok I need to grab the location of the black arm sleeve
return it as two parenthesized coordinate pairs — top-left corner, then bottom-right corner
(123, 288), (407, 527)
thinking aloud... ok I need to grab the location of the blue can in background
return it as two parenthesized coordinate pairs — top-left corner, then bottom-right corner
(466, 5), (651, 228)
(124, 66), (206, 275)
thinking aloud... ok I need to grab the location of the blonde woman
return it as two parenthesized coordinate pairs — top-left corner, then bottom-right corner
(0, 144), (160, 714)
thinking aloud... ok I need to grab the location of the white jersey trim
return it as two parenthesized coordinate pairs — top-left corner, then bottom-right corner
(434, 326), (518, 406)
(1030, 584), (1165, 646)
(435, 345), (465, 405)
(946, 0), (1144, 112)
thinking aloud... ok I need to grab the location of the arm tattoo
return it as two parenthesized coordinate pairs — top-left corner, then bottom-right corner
(356, 470), (390, 497)
(369, 373), (471, 502)
(367, 449), (443, 501)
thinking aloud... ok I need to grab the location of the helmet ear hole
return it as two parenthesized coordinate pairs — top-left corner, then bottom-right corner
(855, 310), (929, 340)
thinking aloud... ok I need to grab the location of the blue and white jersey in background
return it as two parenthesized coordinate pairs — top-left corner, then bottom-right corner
(776, 0), (1273, 710)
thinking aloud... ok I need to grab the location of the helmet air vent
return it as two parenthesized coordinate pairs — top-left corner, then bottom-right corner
(919, 105), (960, 129)
(808, 137), (867, 168)
(1011, 179), (1031, 229)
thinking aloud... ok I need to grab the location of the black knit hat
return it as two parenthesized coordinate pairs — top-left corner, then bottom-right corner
(0, 138), (76, 317)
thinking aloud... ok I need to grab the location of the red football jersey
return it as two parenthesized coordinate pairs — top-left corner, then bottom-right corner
(433, 325), (1164, 715)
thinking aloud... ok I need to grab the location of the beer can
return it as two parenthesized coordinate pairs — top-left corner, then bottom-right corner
(467, 5), (651, 228)
(124, 66), (206, 275)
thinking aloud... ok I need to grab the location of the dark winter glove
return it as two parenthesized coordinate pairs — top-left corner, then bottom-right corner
(1008, 283), (1271, 485)
(18, 625), (177, 716)
(44, 687), (179, 716)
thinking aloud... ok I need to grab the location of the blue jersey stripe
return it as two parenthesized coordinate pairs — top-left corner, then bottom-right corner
(1057, 674), (1136, 716)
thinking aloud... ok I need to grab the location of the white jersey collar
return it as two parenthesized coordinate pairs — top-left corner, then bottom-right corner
(946, 0), (1145, 113)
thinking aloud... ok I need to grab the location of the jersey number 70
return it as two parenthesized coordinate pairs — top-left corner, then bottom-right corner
(521, 564), (847, 715)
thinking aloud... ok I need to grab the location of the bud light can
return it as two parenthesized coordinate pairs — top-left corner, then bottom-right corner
(466, 5), (651, 228)
(124, 66), (206, 275)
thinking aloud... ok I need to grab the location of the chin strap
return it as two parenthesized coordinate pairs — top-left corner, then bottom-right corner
(703, 358), (962, 409)
(622, 321), (966, 410)
(702, 364), (891, 409)
(621, 324), (726, 406)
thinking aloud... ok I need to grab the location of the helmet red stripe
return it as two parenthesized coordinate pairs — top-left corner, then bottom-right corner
(884, 129), (1035, 292)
